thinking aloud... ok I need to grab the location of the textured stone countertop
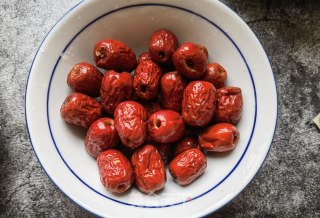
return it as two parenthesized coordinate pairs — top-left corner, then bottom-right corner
(0, 0), (319, 217)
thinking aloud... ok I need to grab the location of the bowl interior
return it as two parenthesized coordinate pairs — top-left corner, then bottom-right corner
(47, 4), (256, 207)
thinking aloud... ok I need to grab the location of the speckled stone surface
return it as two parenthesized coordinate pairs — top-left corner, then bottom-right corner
(0, 0), (319, 217)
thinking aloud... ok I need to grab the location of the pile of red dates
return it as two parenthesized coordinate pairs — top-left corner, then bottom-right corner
(60, 29), (242, 194)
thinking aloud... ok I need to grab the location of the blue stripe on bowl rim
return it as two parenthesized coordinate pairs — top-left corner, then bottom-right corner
(24, 2), (277, 216)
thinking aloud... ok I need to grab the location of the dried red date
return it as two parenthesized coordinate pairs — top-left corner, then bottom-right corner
(97, 149), (134, 193)
(198, 123), (239, 152)
(84, 118), (119, 158)
(174, 137), (198, 157)
(60, 92), (102, 128)
(93, 39), (137, 72)
(202, 63), (227, 89)
(148, 110), (185, 143)
(173, 42), (208, 79)
(67, 62), (103, 97)
(149, 29), (178, 64)
(133, 60), (162, 100)
(100, 70), (133, 114)
(169, 148), (207, 185)
(114, 101), (147, 149)
(137, 52), (152, 64)
(215, 87), (243, 124)
(131, 145), (166, 194)
(182, 81), (216, 126)
(160, 71), (186, 112)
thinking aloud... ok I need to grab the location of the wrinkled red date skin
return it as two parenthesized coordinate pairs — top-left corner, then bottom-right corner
(155, 143), (171, 164)
(67, 62), (103, 97)
(174, 137), (198, 157)
(215, 87), (243, 124)
(97, 149), (134, 194)
(169, 148), (207, 185)
(173, 42), (208, 79)
(131, 145), (166, 194)
(137, 52), (152, 64)
(160, 71), (186, 112)
(93, 39), (137, 72)
(114, 101), (147, 149)
(60, 92), (102, 128)
(133, 60), (162, 100)
(202, 63), (227, 89)
(139, 100), (162, 119)
(100, 70), (133, 114)
(182, 81), (216, 126)
(198, 123), (239, 152)
(148, 110), (185, 143)
(84, 118), (119, 158)
(149, 29), (179, 64)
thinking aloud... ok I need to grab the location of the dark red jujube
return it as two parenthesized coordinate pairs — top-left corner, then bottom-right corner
(160, 71), (186, 112)
(198, 123), (240, 152)
(133, 60), (162, 100)
(97, 150), (134, 193)
(60, 92), (102, 128)
(182, 81), (216, 126)
(93, 39), (137, 72)
(173, 42), (208, 79)
(149, 29), (179, 64)
(148, 110), (185, 143)
(84, 118), (119, 158)
(100, 70), (133, 115)
(114, 101), (147, 149)
(131, 145), (166, 194)
(67, 62), (103, 97)
(202, 63), (228, 89)
(215, 86), (243, 124)
(169, 148), (207, 185)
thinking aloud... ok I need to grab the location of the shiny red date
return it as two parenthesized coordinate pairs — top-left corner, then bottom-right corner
(173, 42), (208, 79)
(93, 39), (137, 72)
(215, 86), (243, 124)
(100, 70), (133, 114)
(84, 118), (119, 158)
(169, 148), (207, 185)
(131, 144), (166, 194)
(202, 63), (227, 89)
(182, 81), (216, 126)
(160, 71), (186, 112)
(149, 29), (178, 64)
(198, 123), (240, 152)
(67, 62), (103, 97)
(114, 101), (147, 149)
(60, 92), (102, 128)
(148, 110), (185, 143)
(133, 60), (162, 100)
(97, 149), (134, 193)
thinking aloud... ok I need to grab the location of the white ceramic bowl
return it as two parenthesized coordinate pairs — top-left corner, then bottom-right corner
(25, 0), (277, 217)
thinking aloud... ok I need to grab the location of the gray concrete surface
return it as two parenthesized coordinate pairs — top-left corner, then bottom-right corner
(0, 0), (319, 217)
